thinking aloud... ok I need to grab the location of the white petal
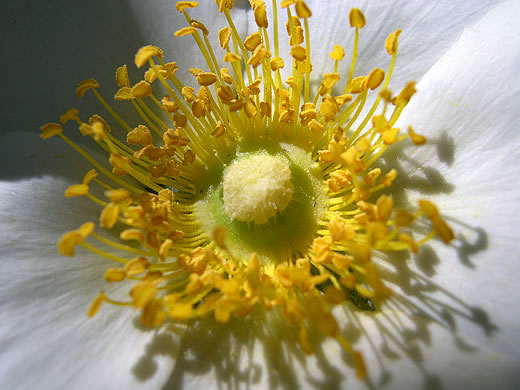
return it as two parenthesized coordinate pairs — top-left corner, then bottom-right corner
(0, 132), (177, 389)
(245, 0), (504, 90)
(388, 0), (520, 386)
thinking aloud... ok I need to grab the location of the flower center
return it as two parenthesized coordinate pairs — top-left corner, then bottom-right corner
(222, 153), (294, 224)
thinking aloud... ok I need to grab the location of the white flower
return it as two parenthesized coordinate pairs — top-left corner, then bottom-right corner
(1, 1), (519, 389)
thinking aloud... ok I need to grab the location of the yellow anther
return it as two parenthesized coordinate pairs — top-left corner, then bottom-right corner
(418, 199), (439, 219)
(383, 127), (399, 145)
(394, 210), (415, 227)
(433, 218), (455, 244)
(196, 72), (218, 86)
(349, 8), (366, 28)
(40, 123), (63, 139)
(82, 169), (98, 185)
(105, 188), (132, 204)
(161, 96), (179, 113)
(215, 0), (234, 12)
(141, 300), (166, 328)
(65, 184), (89, 198)
(176, 1), (199, 12)
(319, 95), (339, 121)
(399, 233), (418, 253)
(244, 32), (263, 51)
(190, 19), (209, 36)
(352, 243), (371, 263)
(170, 303), (194, 319)
(220, 68), (234, 84)
(298, 326), (313, 355)
(247, 75), (262, 95)
(244, 98), (258, 117)
(365, 261), (391, 298)
(322, 73), (340, 90)
(340, 147), (365, 173)
(174, 112), (188, 127)
(131, 81), (152, 98)
(77, 222), (95, 238)
(367, 68), (385, 90)
(385, 29), (402, 55)
(328, 216), (355, 241)
(394, 82), (416, 105)
(355, 137), (370, 153)
(308, 119), (323, 133)
(135, 45), (163, 68)
(212, 121), (226, 138)
(218, 27), (232, 50)
(59, 108), (80, 124)
(280, 0), (295, 7)
(174, 26), (198, 37)
(248, 44), (270, 68)
(131, 283), (158, 309)
(289, 26), (304, 46)
(183, 149), (196, 165)
(192, 100), (206, 117)
(104, 268), (127, 282)
(328, 169), (351, 192)
(57, 222), (94, 256)
(159, 239), (173, 261)
(330, 45), (345, 61)
(144, 69), (157, 84)
(381, 169), (397, 187)
(181, 86), (196, 102)
(376, 195), (393, 221)
(290, 45), (306, 61)
(253, 1), (268, 28)
(114, 87), (134, 101)
(364, 168), (381, 186)
(286, 16), (301, 35)
(259, 101), (271, 117)
(353, 351), (367, 379)
(87, 292), (106, 318)
(128, 125), (153, 146)
(115, 64), (131, 88)
(332, 253), (353, 270)
(408, 126), (427, 146)
(349, 76), (367, 94)
(371, 114), (388, 133)
(270, 56), (285, 71)
(90, 114), (111, 133)
(379, 88), (393, 102)
(295, 0), (312, 18)
(218, 85), (235, 102)
(125, 257), (149, 276)
(223, 52), (241, 62)
(120, 229), (145, 243)
(100, 203), (119, 229)
(76, 79), (99, 97)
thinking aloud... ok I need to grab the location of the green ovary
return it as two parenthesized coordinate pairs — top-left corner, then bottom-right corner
(194, 143), (328, 263)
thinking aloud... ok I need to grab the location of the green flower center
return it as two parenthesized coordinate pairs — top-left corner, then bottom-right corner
(194, 143), (328, 263)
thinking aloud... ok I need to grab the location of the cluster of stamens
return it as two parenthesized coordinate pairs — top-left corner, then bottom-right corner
(41, 0), (454, 380)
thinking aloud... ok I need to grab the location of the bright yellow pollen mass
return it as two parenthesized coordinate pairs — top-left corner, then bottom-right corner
(223, 153), (294, 224)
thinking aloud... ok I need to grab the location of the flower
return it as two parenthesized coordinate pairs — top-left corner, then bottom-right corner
(1, 1), (520, 389)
